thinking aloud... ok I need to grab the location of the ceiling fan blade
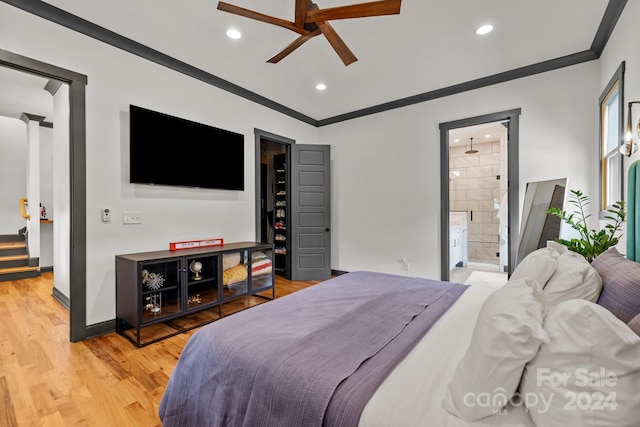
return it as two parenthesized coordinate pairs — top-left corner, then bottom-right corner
(316, 20), (358, 66)
(217, 2), (309, 35)
(295, 0), (310, 28)
(267, 28), (321, 63)
(306, 0), (401, 23)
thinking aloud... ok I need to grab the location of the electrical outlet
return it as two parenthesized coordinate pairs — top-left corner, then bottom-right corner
(123, 212), (142, 224)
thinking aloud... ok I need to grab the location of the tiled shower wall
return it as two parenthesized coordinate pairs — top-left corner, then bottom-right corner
(450, 140), (502, 265)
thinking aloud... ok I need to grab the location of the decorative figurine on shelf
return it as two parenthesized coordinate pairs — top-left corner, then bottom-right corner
(40, 203), (47, 219)
(187, 294), (202, 304)
(189, 260), (203, 281)
(142, 269), (165, 291)
(141, 269), (165, 314)
(145, 294), (162, 314)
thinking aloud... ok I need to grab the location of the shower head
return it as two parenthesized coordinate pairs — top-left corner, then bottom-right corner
(465, 137), (478, 154)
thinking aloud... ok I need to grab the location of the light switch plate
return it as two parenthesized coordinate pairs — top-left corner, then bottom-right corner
(123, 212), (142, 224)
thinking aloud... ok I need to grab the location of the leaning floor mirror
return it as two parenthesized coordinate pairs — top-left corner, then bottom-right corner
(516, 178), (567, 265)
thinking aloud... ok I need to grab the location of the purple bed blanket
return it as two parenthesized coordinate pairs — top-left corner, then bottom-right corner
(159, 271), (467, 427)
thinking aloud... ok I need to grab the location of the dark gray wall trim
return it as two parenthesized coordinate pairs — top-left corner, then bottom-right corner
(590, 0), (627, 55)
(0, 47), (86, 84)
(85, 320), (116, 339)
(331, 269), (349, 276)
(0, 0), (317, 126)
(318, 51), (597, 126)
(253, 129), (295, 242)
(0, 0), (622, 128)
(69, 79), (87, 342)
(44, 79), (63, 96)
(40, 121), (53, 128)
(20, 112), (46, 124)
(52, 286), (70, 310)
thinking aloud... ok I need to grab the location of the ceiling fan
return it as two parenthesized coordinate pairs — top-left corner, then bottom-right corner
(217, 0), (402, 66)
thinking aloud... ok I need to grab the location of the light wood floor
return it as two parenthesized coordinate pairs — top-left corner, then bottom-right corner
(0, 272), (322, 426)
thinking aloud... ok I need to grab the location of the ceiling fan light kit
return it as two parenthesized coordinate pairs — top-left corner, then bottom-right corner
(217, 0), (402, 66)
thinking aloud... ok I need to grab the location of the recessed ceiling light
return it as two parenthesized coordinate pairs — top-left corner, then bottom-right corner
(476, 24), (493, 35)
(315, 83), (327, 91)
(485, 134), (491, 138)
(226, 29), (242, 39)
(454, 138), (460, 143)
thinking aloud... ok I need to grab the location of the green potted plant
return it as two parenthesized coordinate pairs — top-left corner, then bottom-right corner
(546, 189), (626, 262)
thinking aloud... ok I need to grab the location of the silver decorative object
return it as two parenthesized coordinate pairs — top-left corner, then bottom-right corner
(142, 269), (165, 291)
(189, 260), (203, 281)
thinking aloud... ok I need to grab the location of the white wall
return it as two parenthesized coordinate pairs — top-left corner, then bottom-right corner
(39, 126), (54, 268)
(0, 116), (26, 234)
(0, 3), (319, 325)
(52, 83), (70, 293)
(320, 62), (600, 278)
(24, 117), (41, 259)
(0, 118), (53, 266)
(598, 0), (640, 252)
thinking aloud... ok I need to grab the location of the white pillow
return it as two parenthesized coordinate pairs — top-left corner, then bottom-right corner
(222, 252), (241, 270)
(442, 278), (548, 421)
(510, 246), (559, 289)
(546, 240), (568, 255)
(629, 313), (640, 337)
(543, 249), (602, 310)
(520, 299), (640, 427)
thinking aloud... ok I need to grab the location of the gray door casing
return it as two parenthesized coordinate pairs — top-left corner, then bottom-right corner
(0, 48), (88, 342)
(439, 109), (521, 281)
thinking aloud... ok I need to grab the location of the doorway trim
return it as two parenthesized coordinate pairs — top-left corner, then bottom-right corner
(439, 108), (521, 281)
(253, 128), (294, 242)
(0, 48), (87, 342)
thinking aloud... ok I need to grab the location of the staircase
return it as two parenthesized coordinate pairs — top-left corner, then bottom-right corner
(0, 234), (40, 282)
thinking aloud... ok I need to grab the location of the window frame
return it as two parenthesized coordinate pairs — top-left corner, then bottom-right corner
(599, 61), (625, 218)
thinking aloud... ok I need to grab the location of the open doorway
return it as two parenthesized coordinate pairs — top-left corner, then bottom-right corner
(259, 137), (289, 277)
(439, 109), (521, 283)
(0, 49), (88, 342)
(448, 122), (509, 283)
(254, 129), (332, 282)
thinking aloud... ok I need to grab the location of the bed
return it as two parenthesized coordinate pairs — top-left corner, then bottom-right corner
(159, 243), (640, 427)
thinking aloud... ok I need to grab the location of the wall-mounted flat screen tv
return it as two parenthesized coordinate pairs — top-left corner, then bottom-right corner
(129, 105), (244, 190)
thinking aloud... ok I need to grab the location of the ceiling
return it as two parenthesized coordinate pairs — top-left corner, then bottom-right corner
(0, 0), (618, 127)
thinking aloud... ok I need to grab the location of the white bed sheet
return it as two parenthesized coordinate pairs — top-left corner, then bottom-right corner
(359, 279), (536, 427)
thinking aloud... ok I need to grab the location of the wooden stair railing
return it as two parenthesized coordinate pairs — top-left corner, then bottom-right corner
(20, 197), (30, 219)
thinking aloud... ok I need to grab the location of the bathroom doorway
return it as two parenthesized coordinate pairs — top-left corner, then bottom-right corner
(439, 109), (521, 283)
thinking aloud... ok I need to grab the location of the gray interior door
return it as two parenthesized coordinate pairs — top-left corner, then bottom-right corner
(289, 144), (331, 281)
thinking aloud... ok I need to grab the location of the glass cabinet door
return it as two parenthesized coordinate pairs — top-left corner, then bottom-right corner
(221, 250), (249, 300)
(139, 259), (181, 324)
(185, 255), (219, 310)
(249, 247), (274, 293)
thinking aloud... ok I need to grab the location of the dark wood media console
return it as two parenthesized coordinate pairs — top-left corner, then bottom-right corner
(115, 241), (275, 347)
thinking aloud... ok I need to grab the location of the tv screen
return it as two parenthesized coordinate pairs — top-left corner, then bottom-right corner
(129, 105), (244, 190)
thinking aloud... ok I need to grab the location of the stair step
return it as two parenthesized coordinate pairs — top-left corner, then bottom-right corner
(0, 254), (28, 262)
(0, 242), (26, 250)
(0, 266), (39, 275)
(0, 242), (28, 257)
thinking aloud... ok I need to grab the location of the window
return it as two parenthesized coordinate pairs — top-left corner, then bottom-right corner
(599, 62), (624, 215)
